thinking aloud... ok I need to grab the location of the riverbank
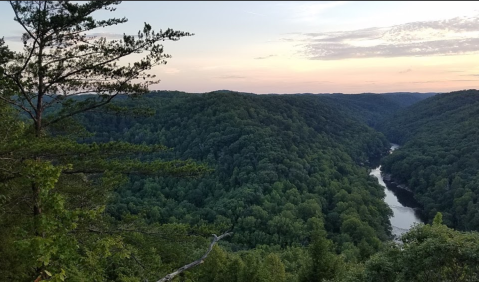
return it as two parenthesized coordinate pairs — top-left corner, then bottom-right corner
(369, 144), (424, 238)
(381, 172), (413, 193)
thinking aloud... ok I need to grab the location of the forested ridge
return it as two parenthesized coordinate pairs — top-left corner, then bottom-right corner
(379, 89), (479, 230)
(78, 91), (394, 252)
(319, 92), (435, 128)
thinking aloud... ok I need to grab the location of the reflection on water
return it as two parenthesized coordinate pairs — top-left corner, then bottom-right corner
(370, 144), (424, 239)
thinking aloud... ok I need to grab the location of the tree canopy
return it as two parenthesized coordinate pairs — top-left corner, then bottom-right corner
(379, 90), (479, 230)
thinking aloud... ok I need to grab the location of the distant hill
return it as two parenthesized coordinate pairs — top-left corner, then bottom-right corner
(158, 90), (435, 128)
(317, 92), (435, 128)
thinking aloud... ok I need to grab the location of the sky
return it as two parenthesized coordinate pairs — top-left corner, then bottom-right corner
(2, 1), (479, 94)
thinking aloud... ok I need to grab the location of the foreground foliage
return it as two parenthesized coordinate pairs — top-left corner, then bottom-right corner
(350, 214), (479, 282)
(0, 1), (204, 281)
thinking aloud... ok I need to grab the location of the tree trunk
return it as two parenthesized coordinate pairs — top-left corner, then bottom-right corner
(33, 5), (46, 278)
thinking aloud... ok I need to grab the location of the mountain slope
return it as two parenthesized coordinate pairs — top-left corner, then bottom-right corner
(378, 89), (479, 230)
(77, 91), (393, 259)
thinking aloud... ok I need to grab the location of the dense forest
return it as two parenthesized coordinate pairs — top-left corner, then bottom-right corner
(2, 1), (479, 281)
(379, 90), (479, 230)
(78, 91), (395, 252)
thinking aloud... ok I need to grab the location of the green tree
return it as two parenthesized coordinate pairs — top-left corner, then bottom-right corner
(223, 256), (246, 282)
(351, 222), (479, 282)
(194, 245), (228, 282)
(2, 1), (192, 136)
(262, 253), (286, 282)
(0, 1), (201, 280)
(433, 211), (443, 225)
(300, 230), (343, 282)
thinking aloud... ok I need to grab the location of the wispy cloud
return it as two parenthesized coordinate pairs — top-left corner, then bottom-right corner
(163, 68), (180, 74)
(216, 75), (246, 79)
(254, 54), (277, 60)
(302, 80), (332, 84)
(411, 80), (442, 84)
(2, 29), (31, 41)
(399, 68), (412, 74)
(284, 14), (479, 60)
(2, 36), (21, 41)
(200, 66), (221, 71)
(410, 79), (478, 84)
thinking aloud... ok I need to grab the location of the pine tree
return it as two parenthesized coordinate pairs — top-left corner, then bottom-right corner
(0, 1), (205, 280)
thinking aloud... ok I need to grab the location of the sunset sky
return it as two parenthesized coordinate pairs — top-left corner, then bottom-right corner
(2, 1), (479, 94)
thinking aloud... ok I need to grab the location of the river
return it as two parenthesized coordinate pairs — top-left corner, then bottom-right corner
(370, 144), (424, 239)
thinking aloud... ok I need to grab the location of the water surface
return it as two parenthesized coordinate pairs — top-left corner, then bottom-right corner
(370, 144), (423, 238)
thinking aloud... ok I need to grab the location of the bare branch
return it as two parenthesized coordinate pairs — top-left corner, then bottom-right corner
(5, 73), (38, 116)
(9, 1), (39, 46)
(41, 89), (115, 111)
(43, 93), (118, 127)
(0, 95), (36, 121)
(42, 50), (103, 68)
(156, 232), (233, 282)
(131, 254), (146, 270)
(42, 42), (147, 93)
(18, 40), (37, 75)
(43, 69), (141, 127)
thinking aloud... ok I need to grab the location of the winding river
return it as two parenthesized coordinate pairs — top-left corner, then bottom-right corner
(370, 144), (424, 238)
